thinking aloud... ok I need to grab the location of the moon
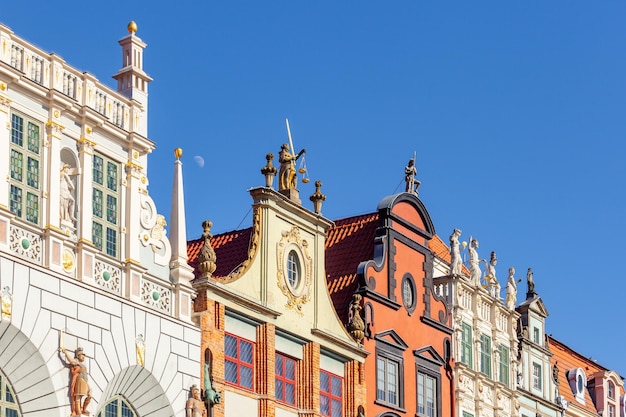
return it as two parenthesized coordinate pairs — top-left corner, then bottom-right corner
(193, 156), (205, 168)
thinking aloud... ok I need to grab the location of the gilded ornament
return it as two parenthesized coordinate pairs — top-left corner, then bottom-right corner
(174, 148), (183, 159)
(128, 21), (138, 34)
(54, 110), (59, 118)
(1, 286), (12, 321)
(0, 83), (6, 91)
(62, 249), (74, 272)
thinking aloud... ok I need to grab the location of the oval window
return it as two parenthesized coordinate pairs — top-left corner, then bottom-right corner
(287, 250), (301, 290)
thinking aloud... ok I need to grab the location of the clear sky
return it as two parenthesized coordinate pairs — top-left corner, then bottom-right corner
(3, 1), (625, 376)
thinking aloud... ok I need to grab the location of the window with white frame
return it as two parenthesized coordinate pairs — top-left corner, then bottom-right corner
(608, 403), (616, 417)
(532, 363), (542, 390)
(97, 396), (136, 417)
(461, 323), (472, 368)
(92, 154), (120, 257)
(608, 381), (615, 399)
(376, 355), (400, 406)
(0, 369), (21, 417)
(9, 112), (42, 225)
(479, 334), (491, 378)
(533, 327), (541, 345)
(417, 372), (437, 417)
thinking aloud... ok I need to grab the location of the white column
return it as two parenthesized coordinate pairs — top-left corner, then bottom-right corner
(45, 119), (63, 230)
(0, 90), (10, 210)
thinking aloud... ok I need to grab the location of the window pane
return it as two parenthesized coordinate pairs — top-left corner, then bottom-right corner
(11, 114), (23, 146)
(240, 340), (253, 364)
(9, 185), (22, 217)
(27, 122), (40, 153)
(285, 382), (295, 404)
(225, 360), (238, 384)
(276, 379), (284, 400)
(27, 157), (39, 188)
(10, 150), (23, 181)
(26, 192), (39, 224)
(225, 335), (237, 357)
(240, 366), (253, 389)
(285, 357), (295, 380)
(93, 155), (104, 184)
(106, 228), (117, 257)
(331, 398), (342, 417)
(107, 162), (118, 191)
(320, 371), (329, 392)
(93, 222), (103, 249)
(331, 375), (342, 397)
(106, 195), (117, 224)
(320, 395), (330, 415)
(93, 189), (103, 218)
(276, 354), (283, 377)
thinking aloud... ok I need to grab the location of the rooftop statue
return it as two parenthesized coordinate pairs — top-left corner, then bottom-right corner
(484, 251), (500, 298)
(449, 229), (463, 276)
(505, 267), (520, 310)
(404, 157), (420, 194)
(526, 267), (536, 297)
(278, 143), (305, 191)
(468, 238), (482, 286)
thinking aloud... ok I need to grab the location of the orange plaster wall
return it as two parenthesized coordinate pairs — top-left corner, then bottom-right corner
(363, 235), (452, 417)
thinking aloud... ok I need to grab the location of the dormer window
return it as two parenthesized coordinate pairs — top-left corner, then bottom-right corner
(608, 381), (615, 400)
(533, 327), (541, 345)
(567, 367), (587, 405)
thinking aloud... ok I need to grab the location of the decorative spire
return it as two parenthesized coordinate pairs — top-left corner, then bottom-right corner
(261, 152), (277, 188)
(169, 148), (194, 285)
(309, 180), (326, 214)
(197, 221), (217, 278)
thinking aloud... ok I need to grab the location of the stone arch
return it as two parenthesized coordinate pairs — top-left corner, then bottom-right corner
(0, 321), (58, 416)
(97, 365), (174, 417)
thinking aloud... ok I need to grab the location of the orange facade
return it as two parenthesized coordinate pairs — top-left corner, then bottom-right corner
(328, 193), (454, 417)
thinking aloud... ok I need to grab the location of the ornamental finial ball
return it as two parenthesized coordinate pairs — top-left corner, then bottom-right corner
(128, 21), (138, 34)
(174, 148), (183, 160)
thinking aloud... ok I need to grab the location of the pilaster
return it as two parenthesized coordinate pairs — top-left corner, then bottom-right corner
(0, 89), (10, 209)
(200, 301), (225, 417)
(45, 119), (64, 232)
(256, 323), (276, 417)
(300, 342), (321, 417)
(124, 160), (144, 263)
(344, 360), (366, 417)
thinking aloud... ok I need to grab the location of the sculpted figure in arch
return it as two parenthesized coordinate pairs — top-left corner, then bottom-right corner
(60, 163), (77, 222)
(186, 385), (207, 417)
(60, 347), (92, 416)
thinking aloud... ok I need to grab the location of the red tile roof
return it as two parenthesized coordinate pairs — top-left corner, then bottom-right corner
(325, 213), (379, 323)
(187, 227), (253, 279)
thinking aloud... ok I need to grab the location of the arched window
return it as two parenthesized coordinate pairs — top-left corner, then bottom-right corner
(0, 370), (21, 416)
(97, 396), (137, 417)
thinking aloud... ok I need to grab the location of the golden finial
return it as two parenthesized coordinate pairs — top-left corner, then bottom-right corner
(128, 21), (138, 34)
(174, 148), (183, 160)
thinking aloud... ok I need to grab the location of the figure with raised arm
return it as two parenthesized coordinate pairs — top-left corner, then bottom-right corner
(404, 158), (420, 194)
(278, 143), (305, 191)
(60, 346), (92, 416)
(450, 229), (463, 276)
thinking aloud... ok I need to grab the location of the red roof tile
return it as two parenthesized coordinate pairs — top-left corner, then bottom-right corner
(325, 212), (379, 323)
(187, 227), (253, 279)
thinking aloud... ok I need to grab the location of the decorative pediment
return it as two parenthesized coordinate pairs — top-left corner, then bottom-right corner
(518, 295), (549, 318)
(374, 329), (409, 351)
(413, 345), (445, 367)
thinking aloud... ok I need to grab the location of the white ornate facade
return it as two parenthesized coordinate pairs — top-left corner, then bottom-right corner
(433, 236), (520, 417)
(0, 22), (199, 416)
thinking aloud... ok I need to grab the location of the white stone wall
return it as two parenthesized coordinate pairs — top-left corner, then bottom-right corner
(0, 254), (200, 416)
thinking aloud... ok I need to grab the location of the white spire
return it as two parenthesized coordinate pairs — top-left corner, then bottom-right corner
(169, 148), (194, 285)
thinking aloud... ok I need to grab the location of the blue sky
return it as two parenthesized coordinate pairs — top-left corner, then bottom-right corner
(3, 2), (625, 375)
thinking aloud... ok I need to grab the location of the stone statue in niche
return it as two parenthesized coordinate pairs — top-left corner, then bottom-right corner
(505, 267), (520, 310)
(60, 163), (77, 223)
(468, 238), (482, 286)
(278, 143), (305, 191)
(404, 158), (420, 194)
(186, 385), (207, 417)
(60, 346), (92, 416)
(449, 228), (463, 276)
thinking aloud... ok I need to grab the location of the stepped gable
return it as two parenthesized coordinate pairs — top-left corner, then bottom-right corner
(187, 227), (252, 279)
(325, 212), (379, 324)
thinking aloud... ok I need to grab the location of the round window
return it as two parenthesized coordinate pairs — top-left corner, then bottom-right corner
(286, 250), (301, 290)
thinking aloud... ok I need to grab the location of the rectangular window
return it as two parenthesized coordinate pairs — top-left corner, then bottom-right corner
(463, 412), (474, 417)
(275, 353), (296, 405)
(92, 153), (120, 257)
(461, 323), (473, 368)
(533, 327), (540, 344)
(608, 382), (615, 399)
(532, 363), (542, 390)
(224, 333), (254, 390)
(376, 355), (399, 406)
(608, 404), (615, 417)
(320, 370), (342, 417)
(498, 345), (509, 385)
(9, 113), (41, 224)
(480, 334), (491, 378)
(417, 373), (437, 417)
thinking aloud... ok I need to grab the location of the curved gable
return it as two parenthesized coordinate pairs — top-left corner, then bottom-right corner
(377, 193), (435, 243)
